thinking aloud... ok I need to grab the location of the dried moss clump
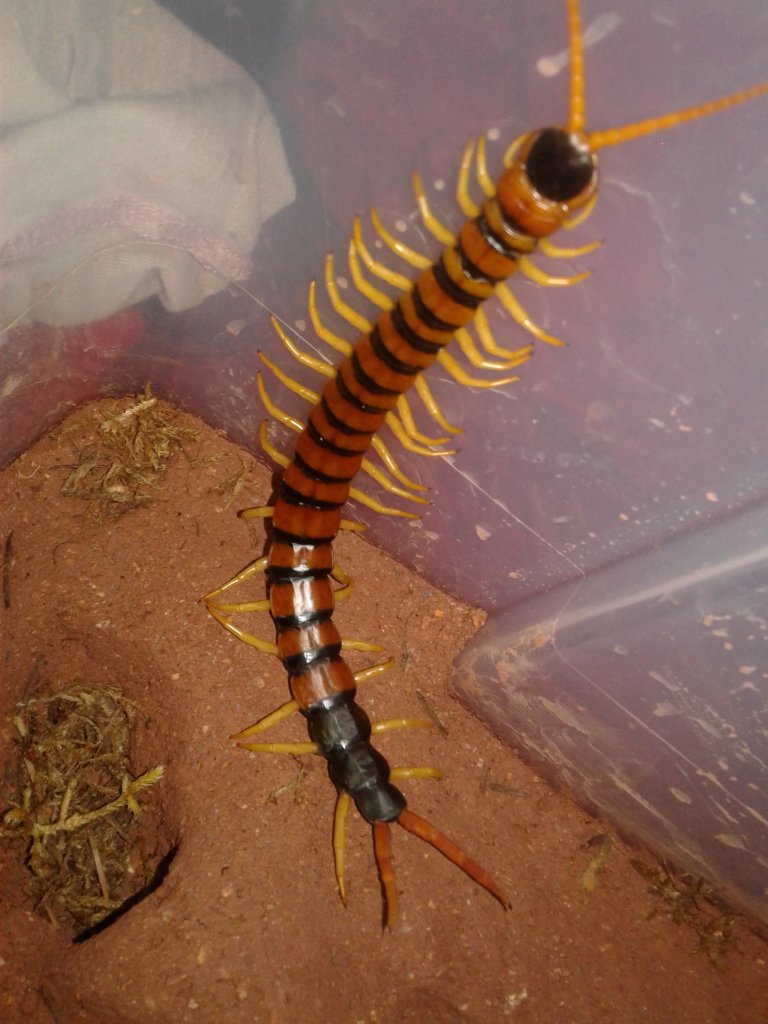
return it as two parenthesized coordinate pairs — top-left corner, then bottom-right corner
(631, 859), (737, 966)
(60, 386), (199, 517)
(0, 683), (164, 935)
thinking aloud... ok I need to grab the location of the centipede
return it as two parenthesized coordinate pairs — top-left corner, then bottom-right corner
(204, 0), (768, 927)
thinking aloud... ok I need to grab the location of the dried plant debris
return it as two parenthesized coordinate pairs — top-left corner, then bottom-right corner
(59, 386), (199, 517)
(479, 763), (529, 799)
(630, 859), (737, 965)
(210, 456), (248, 506)
(267, 764), (308, 806)
(580, 833), (615, 892)
(0, 682), (164, 935)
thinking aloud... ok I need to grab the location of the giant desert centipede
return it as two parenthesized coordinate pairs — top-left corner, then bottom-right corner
(205, 0), (768, 927)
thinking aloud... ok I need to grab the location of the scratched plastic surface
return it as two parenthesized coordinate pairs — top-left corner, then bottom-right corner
(1, 2), (766, 922)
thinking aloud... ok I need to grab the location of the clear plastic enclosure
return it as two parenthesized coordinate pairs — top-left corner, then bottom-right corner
(1, 0), (767, 922)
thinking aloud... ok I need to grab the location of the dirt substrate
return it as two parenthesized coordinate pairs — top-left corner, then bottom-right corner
(1, 397), (766, 1024)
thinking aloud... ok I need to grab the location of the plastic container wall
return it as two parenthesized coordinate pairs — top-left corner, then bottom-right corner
(1, 2), (767, 920)
(455, 499), (768, 922)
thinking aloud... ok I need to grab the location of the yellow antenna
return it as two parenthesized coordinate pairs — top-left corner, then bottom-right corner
(588, 82), (768, 151)
(564, 0), (768, 150)
(566, 0), (586, 134)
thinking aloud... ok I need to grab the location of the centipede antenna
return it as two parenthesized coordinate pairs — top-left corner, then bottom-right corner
(566, 0), (768, 148)
(566, 0), (586, 134)
(588, 80), (768, 151)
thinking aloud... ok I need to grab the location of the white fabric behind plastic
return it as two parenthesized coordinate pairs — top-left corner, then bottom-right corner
(0, 0), (295, 327)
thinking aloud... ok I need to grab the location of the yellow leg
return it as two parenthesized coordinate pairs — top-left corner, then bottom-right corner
(395, 394), (453, 449)
(413, 376), (462, 436)
(334, 792), (352, 904)
(234, 657), (396, 742)
(495, 284), (567, 347)
(343, 639), (385, 653)
(371, 718), (432, 735)
(352, 216), (411, 290)
(235, 714), (430, 752)
(518, 255), (591, 287)
(231, 699), (300, 740)
(456, 138), (478, 217)
(240, 504), (361, 540)
(353, 656), (395, 685)
(308, 279), (353, 356)
(469, 309), (533, 361)
(540, 236), (601, 259)
(339, 518), (366, 534)
(201, 556), (268, 602)
(205, 596), (271, 614)
(347, 236), (393, 310)
(259, 420), (289, 469)
(240, 505), (274, 521)
(384, 408), (454, 456)
(329, 563), (355, 599)
(452, 326), (530, 371)
(456, 137), (497, 217)
(412, 169), (456, 246)
(502, 134), (525, 168)
(206, 607), (279, 656)
(390, 765), (444, 782)
(270, 316), (334, 378)
(209, 599), (383, 656)
(235, 726), (435, 761)
(324, 253), (371, 333)
(331, 575), (354, 604)
(349, 487), (420, 520)
(256, 371), (304, 431)
(437, 349), (520, 389)
(355, 470), (429, 509)
(562, 192), (597, 230)
(473, 134), (495, 200)
(370, 206), (430, 270)
(237, 739), (317, 755)
(259, 352), (319, 405)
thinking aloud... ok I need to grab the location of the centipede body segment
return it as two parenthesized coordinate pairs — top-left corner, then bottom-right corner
(204, 0), (768, 927)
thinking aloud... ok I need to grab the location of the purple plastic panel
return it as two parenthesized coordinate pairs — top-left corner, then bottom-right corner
(1, 2), (766, 919)
(454, 499), (768, 922)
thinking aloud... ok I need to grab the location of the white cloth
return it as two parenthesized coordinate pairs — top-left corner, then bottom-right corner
(0, 0), (295, 327)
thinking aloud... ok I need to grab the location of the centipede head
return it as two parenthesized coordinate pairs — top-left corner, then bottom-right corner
(525, 127), (595, 204)
(494, 126), (598, 239)
(501, 0), (768, 235)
